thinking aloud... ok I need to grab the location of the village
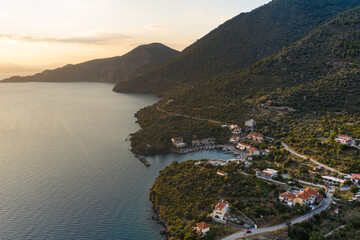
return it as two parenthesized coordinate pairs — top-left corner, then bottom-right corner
(169, 118), (360, 237)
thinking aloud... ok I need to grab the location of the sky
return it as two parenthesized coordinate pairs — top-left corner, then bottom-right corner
(0, 0), (270, 68)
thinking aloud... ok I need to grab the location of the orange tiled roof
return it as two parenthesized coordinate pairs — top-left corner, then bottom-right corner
(280, 192), (296, 200)
(216, 201), (229, 210)
(297, 192), (313, 200)
(336, 134), (351, 139)
(250, 147), (259, 152)
(196, 222), (210, 230)
(304, 188), (319, 196)
(248, 132), (263, 137)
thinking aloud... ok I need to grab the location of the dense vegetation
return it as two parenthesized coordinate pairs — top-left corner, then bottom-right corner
(114, 0), (360, 95)
(286, 201), (360, 240)
(151, 161), (310, 239)
(2, 43), (178, 84)
(130, 106), (229, 155)
(162, 7), (360, 123)
(267, 113), (360, 173)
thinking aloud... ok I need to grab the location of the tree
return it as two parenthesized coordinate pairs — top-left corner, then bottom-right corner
(350, 185), (359, 193)
(309, 231), (325, 240)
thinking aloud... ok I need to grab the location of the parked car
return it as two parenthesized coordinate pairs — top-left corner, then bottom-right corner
(246, 230), (252, 234)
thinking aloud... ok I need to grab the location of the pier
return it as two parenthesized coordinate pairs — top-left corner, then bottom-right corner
(135, 154), (151, 167)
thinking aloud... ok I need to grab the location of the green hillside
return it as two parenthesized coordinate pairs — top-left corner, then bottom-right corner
(163, 6), (360, 122)
(114, 0), (360, 95)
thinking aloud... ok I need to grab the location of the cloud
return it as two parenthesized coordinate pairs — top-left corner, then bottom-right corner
(144, 24), (168, 31)
(0, 32), (132, 45)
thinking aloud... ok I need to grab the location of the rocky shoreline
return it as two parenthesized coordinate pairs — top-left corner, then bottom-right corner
(150, 199), (171, 239)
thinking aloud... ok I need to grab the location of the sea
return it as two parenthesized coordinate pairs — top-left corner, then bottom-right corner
(0, 82), (235, 240)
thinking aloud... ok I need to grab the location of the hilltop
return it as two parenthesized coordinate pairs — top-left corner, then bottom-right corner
(114, 0), (360, 95)
(2, 43), (178, 84)
(163, 6), (360, 122)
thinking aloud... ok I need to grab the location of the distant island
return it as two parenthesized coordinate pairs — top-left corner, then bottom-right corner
(1, 43), (178, 84)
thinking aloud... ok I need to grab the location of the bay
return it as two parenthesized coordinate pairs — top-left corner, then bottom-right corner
(0, 82), (234, 239)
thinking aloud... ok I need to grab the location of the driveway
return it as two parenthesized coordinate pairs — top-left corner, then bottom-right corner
(281, 142), (345, 176)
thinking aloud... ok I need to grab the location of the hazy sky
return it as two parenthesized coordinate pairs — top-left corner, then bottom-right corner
(0, 0), (270, 67)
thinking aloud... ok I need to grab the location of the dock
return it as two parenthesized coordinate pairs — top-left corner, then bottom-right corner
(135, 154), (151, 167)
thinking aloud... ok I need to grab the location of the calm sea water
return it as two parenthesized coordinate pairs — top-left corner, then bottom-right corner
(0, 82), (234, 240)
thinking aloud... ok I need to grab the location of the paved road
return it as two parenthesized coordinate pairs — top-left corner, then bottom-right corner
(281, 142), (346, 176)
(222, 193), (332, 240)
(324, 225), (345, 237)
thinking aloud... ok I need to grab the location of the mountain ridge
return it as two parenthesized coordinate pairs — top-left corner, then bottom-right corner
(2, 43), (179, 84)
(114, 0), (360, 95)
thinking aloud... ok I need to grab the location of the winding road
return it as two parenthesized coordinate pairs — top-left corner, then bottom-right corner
(281, 142), (346, 176)
(222, 192), (332, 240)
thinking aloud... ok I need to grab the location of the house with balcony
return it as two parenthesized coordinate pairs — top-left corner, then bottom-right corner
(335, 134), (353, 145)
(237, 142), (251, 151)
(279, 188), (323, 207)
(261, 168), (278, 179)
(247, 132), (264, 142)
(211, 200), (230, 222)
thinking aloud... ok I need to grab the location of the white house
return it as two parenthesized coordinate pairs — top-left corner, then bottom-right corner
(322, 176), (345, 185)
(245, 119), (256, 129)
(217, 170), (228, 176)
(261, 168), (278, 179)
(237, 142), (251, 151)
(335, 135), (353, 145)
(171, 137), (187, 148)
(230, 136), (240, 143)
(232, 127), (242, 135)
(249, 147), (260, 155)
(211, 200), (230, 221)
(195, 222), (210, 235)
(279, 188), (323, 207)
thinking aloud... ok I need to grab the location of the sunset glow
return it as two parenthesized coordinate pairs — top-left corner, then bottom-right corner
(0, 0), (270, 67)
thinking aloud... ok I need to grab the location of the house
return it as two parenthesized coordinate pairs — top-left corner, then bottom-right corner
(217, 170), (228, 176)
(352, 174), (360, 178)
(208, 159), (228, 166)
(279, 188), (323, 207)
(350, 176), (360, 185)
(265, 100), (275, 106)
(260, 150), (269, 156)
(195, 222), (210, 235)
(261, 168), (278, 179)
(245, 119), (256, 129)
(232, 127), (242, 135)
(322, 176), (345, 185)
(249, 147), (260, 155)
(237, 142), (251, 151)
(229, 124), (238, 130)
(335, 134), (353, 145)
(247, 132), (264, 142)
(192, 139), (202, 146)
(192, 138), (215, 147)
(230, 136), (240, 143)
(211, 200), (230, 221)
(279, 192), (297, 206)
(171, 137), (187, 148)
